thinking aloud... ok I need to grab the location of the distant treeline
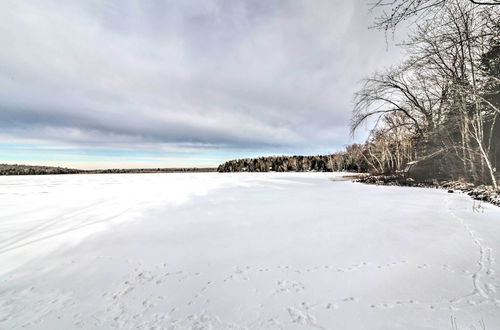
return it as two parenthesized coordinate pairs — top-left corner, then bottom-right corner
(86, 168), (216, 174)
(216, 143), (408, 173)
(217, 151), (367, 173)
(0, 164), (82, 176)
(0, 164), (216, 176)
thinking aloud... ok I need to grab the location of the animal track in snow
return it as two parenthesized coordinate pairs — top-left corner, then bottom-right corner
(445, 197), (500, 309)
(375, 260), (408, 270)
(276, 279), (305, 293)
(286, 304), (326, 330)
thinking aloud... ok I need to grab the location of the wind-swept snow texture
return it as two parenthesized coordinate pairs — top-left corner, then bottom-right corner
(1, 173), (499, 329)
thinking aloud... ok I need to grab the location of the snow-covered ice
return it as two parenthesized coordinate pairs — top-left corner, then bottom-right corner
(1, 172), (499, 329)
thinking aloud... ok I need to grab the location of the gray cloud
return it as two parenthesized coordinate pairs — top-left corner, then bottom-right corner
(0, 0), (401, 158)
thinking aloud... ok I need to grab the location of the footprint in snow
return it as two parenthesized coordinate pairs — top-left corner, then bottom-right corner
(342, 297), (358, 302)
(325, 303), (339, 310)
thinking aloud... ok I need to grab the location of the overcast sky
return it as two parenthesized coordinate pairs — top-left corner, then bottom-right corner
(0, 0), (401, 169)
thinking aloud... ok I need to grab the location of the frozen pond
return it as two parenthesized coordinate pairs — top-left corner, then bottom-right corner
(1, 172), (499, 329)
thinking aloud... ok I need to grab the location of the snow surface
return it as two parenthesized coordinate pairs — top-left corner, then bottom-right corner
(1, 172), (499, 330)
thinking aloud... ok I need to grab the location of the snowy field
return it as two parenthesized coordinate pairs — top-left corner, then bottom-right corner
(1, 172), (499, 330)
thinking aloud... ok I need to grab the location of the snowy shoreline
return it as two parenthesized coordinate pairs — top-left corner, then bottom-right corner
(1, 172), (499, 329)
(356, 174), (500, 207)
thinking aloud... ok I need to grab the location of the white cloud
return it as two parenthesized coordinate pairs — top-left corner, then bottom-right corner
(0, 0), (402, 163)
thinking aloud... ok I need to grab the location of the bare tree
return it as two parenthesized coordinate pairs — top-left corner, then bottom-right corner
(371, 0), (500, 32)
(352, 0), (499, 188)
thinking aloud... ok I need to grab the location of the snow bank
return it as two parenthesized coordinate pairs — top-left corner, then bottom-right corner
(0, 173), (499, 329)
